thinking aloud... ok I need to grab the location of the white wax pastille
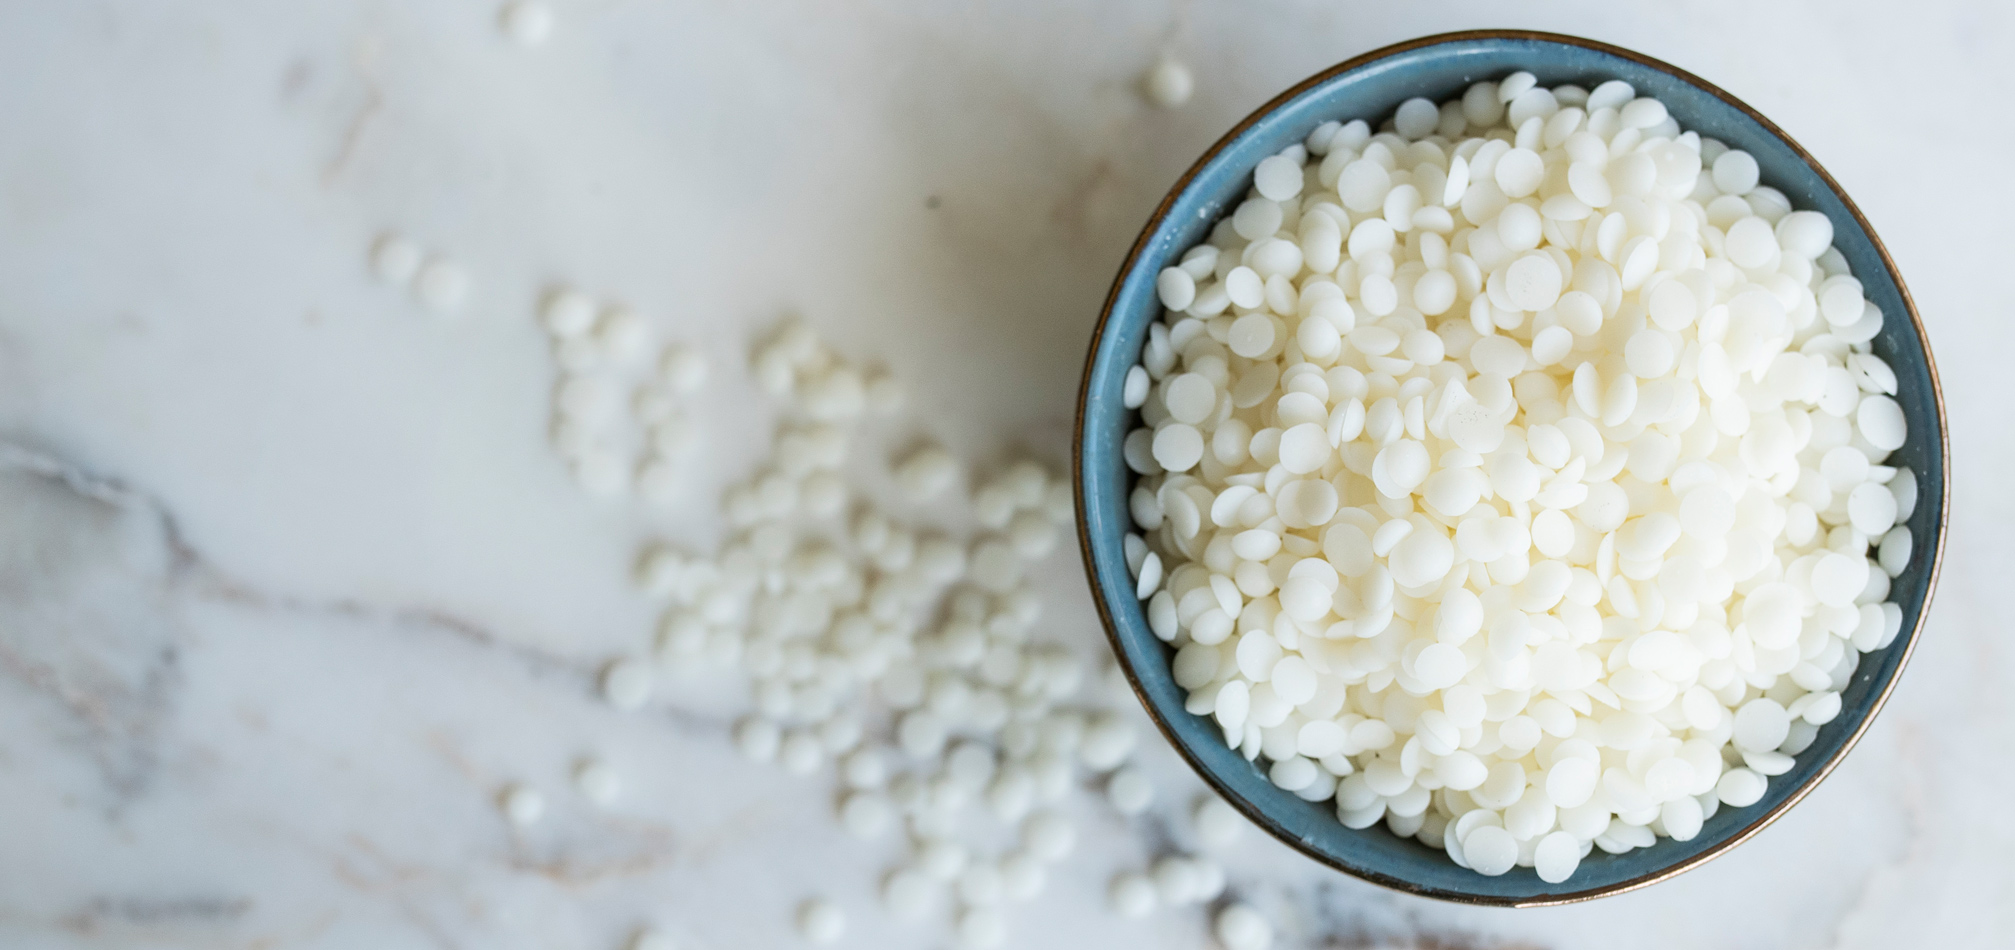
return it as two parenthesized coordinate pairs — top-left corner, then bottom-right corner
(415, 257), (469, 313)
(370, 233), (422, 284)
(500, 1), (554, 46)
(1107, 871), (1156, 917)
(795, 898), (845, 944)
(500, 784), (544, 825)
(1214, 903), (1273, 950)
(574, 759), (621, 806)
(1143, 58), (1193, 108)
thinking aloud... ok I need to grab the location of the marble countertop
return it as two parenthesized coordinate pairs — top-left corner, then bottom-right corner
(0, 1), (2008, 948)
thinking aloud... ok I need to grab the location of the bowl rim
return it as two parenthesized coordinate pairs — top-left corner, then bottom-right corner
(1070, 28), (1950, 907)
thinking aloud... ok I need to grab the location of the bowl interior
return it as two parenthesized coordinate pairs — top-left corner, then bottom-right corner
(1077, 32), (1945, 905)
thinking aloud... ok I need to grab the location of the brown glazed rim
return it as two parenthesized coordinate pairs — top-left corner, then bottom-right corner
(1070, 29), (1950, 907)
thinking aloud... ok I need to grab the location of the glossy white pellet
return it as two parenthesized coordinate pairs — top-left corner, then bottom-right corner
(1712, 150), (1760, 196)
(574, 759), (621, 806)
(1021, 810), (1077, 861)
(1150, 425), (1204, 472)
(1733, 699), (1791, 753)
(1533, 830), (1581, 883)
(1395, 97), (1440, 139)
(1144, 58), (1194, 109)
(1254, 155), (1304, 202)
(1726, 217), (1778, 269)
(1778, 211), (1833, 260)
(735, 716), (781, 762)
(415, 257), (469, 313)
(1143, 855), (1200, 904)
(501, 784), (545, 825)
(1156, 268), (1197, 312)
(898, 709), (949, 758)
(499, 1), (554, 46)
(839, 791), (892, 838)
(1106, 766), (1154, 815)
(1080, 713), (1138, 771)
(1108, 870), (1157, 917)
(1858, 395), (1908, 451)
(597, 306), (650, 362)
(1879, 526), (1913, 576)
(919, 837), (969, 879)
(660, 344), (709, 394)
(953, 906), (1006, 950)
(602, 658), (654, 710)
(1190, 857), (1227, 900)
(629, 927), (678, 950)
(1619, 96), (1667, 129)
(779, 730), (823, 775)
(881, 868), (934, 920)
(795, 898), (845, 944)
(1214, 903), (1273, 950)
(895, 445), (959, 500)
(1194, 795), (1245, 848)
(1495, 149), (1546, 199)
(998, 851), (1046, 901)
(1717, 768), (1768, 807)
(370, 233), (422, 284)
(1462, 824), (1519, 876)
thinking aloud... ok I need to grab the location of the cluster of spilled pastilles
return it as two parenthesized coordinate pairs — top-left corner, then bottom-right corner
(1123, 72), (1917, 883)
(582, 319), (1278, 949)
(538, 286), (716, 502)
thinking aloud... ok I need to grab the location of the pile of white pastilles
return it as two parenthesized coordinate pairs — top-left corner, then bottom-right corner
(538, 285), (716, 502)
(1122, 71), (1918, 884)
(606, 318), (1280, 950)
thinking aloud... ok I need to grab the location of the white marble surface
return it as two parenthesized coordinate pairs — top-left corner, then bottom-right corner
(0, 1), (2008, 947)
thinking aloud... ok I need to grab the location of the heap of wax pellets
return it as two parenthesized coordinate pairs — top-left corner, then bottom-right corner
(610, 317), (1268, 948)
(1123, 71), (1917, 883)
(539, 286), (713, 501)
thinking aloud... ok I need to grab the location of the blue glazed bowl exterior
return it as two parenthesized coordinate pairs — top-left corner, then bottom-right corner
(1074, 31), (1948, 906)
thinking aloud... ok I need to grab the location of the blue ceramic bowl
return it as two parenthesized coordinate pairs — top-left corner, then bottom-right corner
(1073, 31), (1948, 906)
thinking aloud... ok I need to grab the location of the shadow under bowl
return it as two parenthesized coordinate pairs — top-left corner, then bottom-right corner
(1073, 29), (1948, 906)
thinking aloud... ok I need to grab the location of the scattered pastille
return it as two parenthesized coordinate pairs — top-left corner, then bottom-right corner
(499, 0), (554, 47)
(574, 758), (621, 806)
(1143, 57), (1194, 109)
(660, 343), (709, 394)
(370, 233), (422, 285)
(1106, 765), (1154, 815)
(500, 783), (545, 826)
(794, 897), (845, 945)
(597, 304), (651, 364)
(1215, 903), (1273, 950)
(1193, 794), (1246, 849)
(1107, 870), (1156, 917)
(414, 256), (470, 313)
(895, 443), (959, 501)
(535, 282), (711, 498)
(627, 927), (677, 950)
(543, 287), (598, 337)
(601, 657), (654, 710)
